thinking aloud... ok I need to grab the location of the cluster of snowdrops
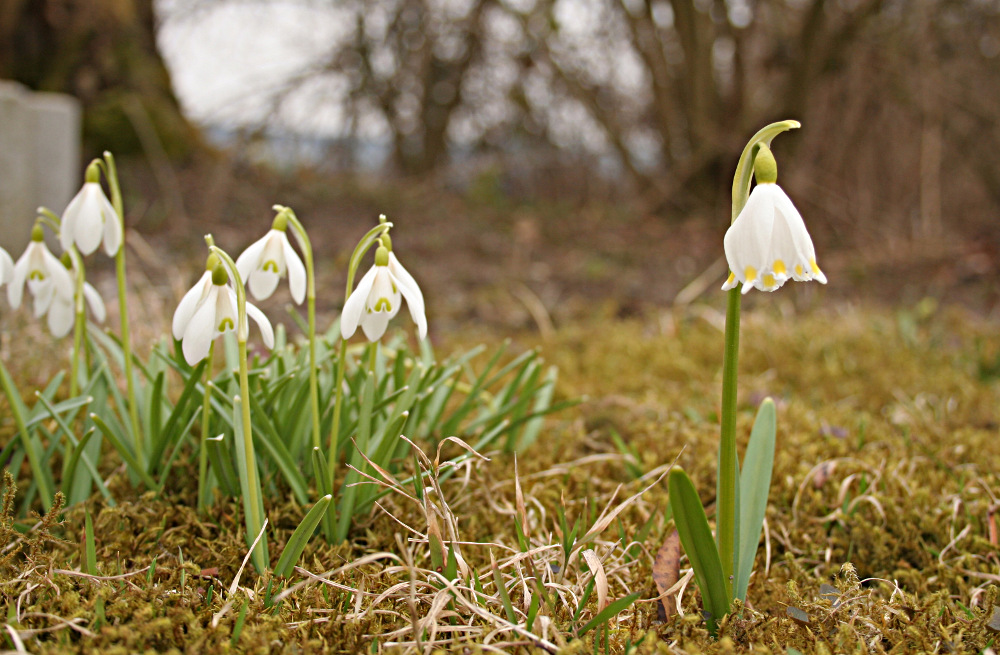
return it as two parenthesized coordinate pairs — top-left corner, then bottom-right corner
(0, 122), (825, 631)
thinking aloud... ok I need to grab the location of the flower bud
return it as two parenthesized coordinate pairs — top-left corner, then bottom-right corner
(753, 145), (778, 185)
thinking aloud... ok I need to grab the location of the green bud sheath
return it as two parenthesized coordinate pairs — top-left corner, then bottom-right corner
(271, 211), (289, 232)
(212, 262), (229, 286)
(753, 145), (778, 184)
(85, 161), (101, 184)
(31, 224), (44, 242)
(375, 245), (389, 266)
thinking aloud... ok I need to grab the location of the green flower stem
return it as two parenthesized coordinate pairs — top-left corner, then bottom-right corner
(717, 120), (800, 605)
(275, 205), (320, 451)
(101, 152), (144, 467)
(198, 342), (215, 512)
(208, 242), (268, 571)
(68, 248), (86, 399)
(325, 221), (392, 539)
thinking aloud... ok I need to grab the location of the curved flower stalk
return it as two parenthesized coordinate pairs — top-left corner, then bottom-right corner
(235, 211), (306, 304)
(173, 262), (274, 367)
(341, 242), (427, 342)
(60, 161), (122, 257)
(721, 145), (827, 294)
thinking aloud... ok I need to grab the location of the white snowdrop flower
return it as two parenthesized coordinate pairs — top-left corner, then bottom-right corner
(8, 226), (74, 314)
(0, 246), (13, 288)
(39, 275), (106, 338)
(60, 163), (122, 256)
(172, 254), (219, 341)
(341, 244), (426, 342)
(175, 264), (275, 366)
(722, 145), (826, 294)
(235, 213), (306, 304)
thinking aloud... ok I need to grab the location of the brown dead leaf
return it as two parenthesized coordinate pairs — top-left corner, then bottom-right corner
(653, 530), (680, 621)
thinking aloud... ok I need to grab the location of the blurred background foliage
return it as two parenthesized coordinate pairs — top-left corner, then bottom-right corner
(1, 0), (999, 265)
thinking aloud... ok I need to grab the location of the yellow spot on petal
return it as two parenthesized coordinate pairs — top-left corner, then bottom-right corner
(773, 260), (786, 276)
(29, 271), (45, 281)
(263, 260), (279, 273)
(218, 318), (234, 332)
(744, 266), (757, 283)
(795, 264), (804, 277)
(726, 272), (735, 284)
(373, 297), (392, 312)
(763, 274), (776, 288)
(809, 258), (821, 274)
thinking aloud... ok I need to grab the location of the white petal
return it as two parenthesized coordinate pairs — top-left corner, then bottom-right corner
(47, 297), (75, 337)
(101, 192), (122, 256)
(369, 268), (401, 318)
(83, 282), (106, 322)
(33, 282), (55, 317)
(360, 309), (390, 342)
(0, 247), (13, 285)
(393, 271), (427, 339)
(43, 248), (74, 301)
(216, 287), (239, 336)
(248, 268), (281, 300)
(235, 234), (269, 283)
(388, 253), (424, 309)
(182, 287), (220, 365)
(341, 265), (377, 339)
(724, 184), (776, 289)
(59, 185), (89, 254)
(246, 300), (275, 349)
(283, 238), (306, 304)
(74, 185), (104, 256)
(8, 250), (29, 308)
(172, 271), (212, 340)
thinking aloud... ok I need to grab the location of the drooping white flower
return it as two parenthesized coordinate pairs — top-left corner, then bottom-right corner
(341, 245), (426, 342)
(8, 227), (74, 314)
(38, 275), (106, 338)
(722, 146), (826, 294)
(235, 215), (305, 303)
(60, 164), (122, 256)
(174, 264), (275, 366)
(0, 246), (13, 288)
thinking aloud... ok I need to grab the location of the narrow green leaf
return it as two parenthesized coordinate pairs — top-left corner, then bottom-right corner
(735, 398), (777, 603)
(84, 509), (98, 575)
(90, 413), (158, 489)
(205, 434), (240, 495)
(491, 555), (517, 624)
(0, 358), (54, 509)
(668, 468), (730, 633)
(273, 494), (332, 577)
(577, 591), (641, 636)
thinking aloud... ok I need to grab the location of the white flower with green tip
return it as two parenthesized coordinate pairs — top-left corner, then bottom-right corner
(60, 162), (122, 256)
(341, 244), (426, 342)
(235, 213), (306, 303)
(722, 145), (827, 294)
(173, 263), (275, 366)
(37, 272), (106, 338)
(8, 226), (74, 313)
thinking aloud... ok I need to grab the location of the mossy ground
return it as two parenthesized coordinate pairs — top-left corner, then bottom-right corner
(2, 298), (999, 653)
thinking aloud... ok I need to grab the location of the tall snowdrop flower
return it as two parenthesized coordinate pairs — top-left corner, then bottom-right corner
(172, 253), (220, 341)
(40, 255), (106, 338)
(235, 211), (306, 303)
(8, 225), (74, 315)
(175, 263), (275, 366)
(341, 243), (426, 342)
(722, 145), (827, 294)
(60, 161), (123, 256)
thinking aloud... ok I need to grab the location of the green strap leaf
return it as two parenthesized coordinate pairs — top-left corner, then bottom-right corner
(735, 398), (777, 603)
(272, 494), (332, 577)
(668, 468), (730, 634)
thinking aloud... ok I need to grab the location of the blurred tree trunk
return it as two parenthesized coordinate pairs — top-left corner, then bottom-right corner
(0, 0), (200, 159)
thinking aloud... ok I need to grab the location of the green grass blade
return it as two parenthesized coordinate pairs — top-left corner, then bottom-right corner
(735, 398), (776, 603)
(90, 412), (158, 489)
(577, 591), (641, 637)
(0, 358), (54, 509)
(206, 434), (240, 495)
(84, 509), (98, 574)
(273, 494), (332, 577)
(668, 468), (730, 634)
